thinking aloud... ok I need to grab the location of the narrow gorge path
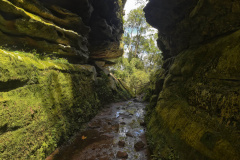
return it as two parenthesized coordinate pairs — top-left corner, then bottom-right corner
(46, 99), (150, 160)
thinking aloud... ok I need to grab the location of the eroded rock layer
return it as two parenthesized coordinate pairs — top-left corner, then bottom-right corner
(0, 0), (129, 159)
(144, 0), (240, 159)
(0, 0), (124, 63)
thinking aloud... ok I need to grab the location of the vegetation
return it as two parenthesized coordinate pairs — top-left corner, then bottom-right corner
(0, 48), (131, 159)
(0, 48), (99, 159)
(111, 3), (162, 96)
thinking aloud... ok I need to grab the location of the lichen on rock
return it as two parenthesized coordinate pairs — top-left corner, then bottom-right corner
(144, 0), (240, 159)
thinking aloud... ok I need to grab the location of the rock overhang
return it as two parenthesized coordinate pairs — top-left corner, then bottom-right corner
(0, 0), (126, 64)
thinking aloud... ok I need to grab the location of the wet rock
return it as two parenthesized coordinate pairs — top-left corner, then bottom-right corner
(116, 151), (128, 159)
(118, 141), (125, 147)
(88, 122), (101, 129)
(103, 134), (114, 138)
(112, 124), (119, 132)
(119, 112), (126, 116)
(133, 98), (139, 102)
(126, 132), (133, 137)
(99, 157), (110, 160)
(134, 141), (145, 151)
(140, 121), (146, 126)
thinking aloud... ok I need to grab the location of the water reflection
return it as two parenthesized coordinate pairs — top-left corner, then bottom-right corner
(135, 129), (144, 136)
(119, 126), (128, 137)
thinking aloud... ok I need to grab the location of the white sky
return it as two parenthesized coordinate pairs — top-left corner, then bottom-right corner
(123, 0), (158, 58)
(124, 0), (142, 19)
(123, 0), (157, 36)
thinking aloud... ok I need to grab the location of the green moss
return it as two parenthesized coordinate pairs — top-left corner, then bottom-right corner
(145, 30), (240, 160)
(0, 49), (100, 159)
(0, 0), (79, 35)
(116, 78), (134, 98)
(0, 48), (132, 159)
(95, 72), (131, 104)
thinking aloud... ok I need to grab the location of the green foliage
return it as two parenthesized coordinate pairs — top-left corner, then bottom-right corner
(123, 5), (150, 59)
(95, 72), (115, 104)
(114, 78), (133, 100)
(112, 57), (149, 95)
(111, 5), (162, 96)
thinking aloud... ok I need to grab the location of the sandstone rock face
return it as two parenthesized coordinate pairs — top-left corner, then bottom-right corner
(144, 0), (240, 159)
(0, 49), (99, 159)
(88, 0), (124, 60)
(0, 0), (129, 159)
(145, 0), (240, 60)
(0, 0), (89, 63)
(40, 0), (125, 60)
(0, 0), (124, 63)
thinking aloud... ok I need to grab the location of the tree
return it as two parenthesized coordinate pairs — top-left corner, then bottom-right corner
(123, 5), (150, 60)
(143, 33), (163, 71)
(111, 4), (162, 96)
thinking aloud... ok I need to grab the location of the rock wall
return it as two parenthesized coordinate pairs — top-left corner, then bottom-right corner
(0, 0), (130, 159)
(144, 0), (240, 159)
(0, 0), (125, 63)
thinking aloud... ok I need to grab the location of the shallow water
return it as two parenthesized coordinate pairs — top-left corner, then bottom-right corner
(46, 99), (149, 160)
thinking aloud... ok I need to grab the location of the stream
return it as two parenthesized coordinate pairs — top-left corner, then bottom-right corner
(46, 99), (149, 160)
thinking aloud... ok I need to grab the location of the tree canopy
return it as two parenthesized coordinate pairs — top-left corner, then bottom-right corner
(111, 3), (162, 95)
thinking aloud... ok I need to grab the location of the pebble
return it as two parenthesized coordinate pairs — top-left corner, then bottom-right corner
(140, 121), (146, 126)
(126, 132), (133, 137)
(118, 140), (125, 147)
(116, 151), (128, 159)
(134, 141), (145, 151)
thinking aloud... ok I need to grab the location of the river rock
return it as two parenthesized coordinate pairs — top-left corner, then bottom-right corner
(126, 132), (133, 137)
(118, 141), (125, 147)
(140, 121), (146, 126)
(134, 141), (145, 151)
(116, 151), (128, 159)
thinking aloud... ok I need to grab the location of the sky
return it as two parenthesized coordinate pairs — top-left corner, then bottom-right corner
(123, 0), (157, 37)
(124, 0), (143, 19)
(122, 0), (158, 57)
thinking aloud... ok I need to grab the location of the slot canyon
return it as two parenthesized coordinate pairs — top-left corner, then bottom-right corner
(0, 0), (239, 159)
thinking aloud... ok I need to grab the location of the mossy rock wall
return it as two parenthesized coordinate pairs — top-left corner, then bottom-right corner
(0, 0), (125, 62)
(146, 29), (240, 160)
(0, 48), (131, 159)
(0, 49), (101, 159)
(0, 0), (130, 159)
(144, 0), (240, 159)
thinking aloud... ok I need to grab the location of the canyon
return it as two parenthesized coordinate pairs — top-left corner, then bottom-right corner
(0, 0), (239, 159)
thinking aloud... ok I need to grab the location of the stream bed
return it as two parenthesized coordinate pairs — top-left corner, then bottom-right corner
(46, 99), (149, 160)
